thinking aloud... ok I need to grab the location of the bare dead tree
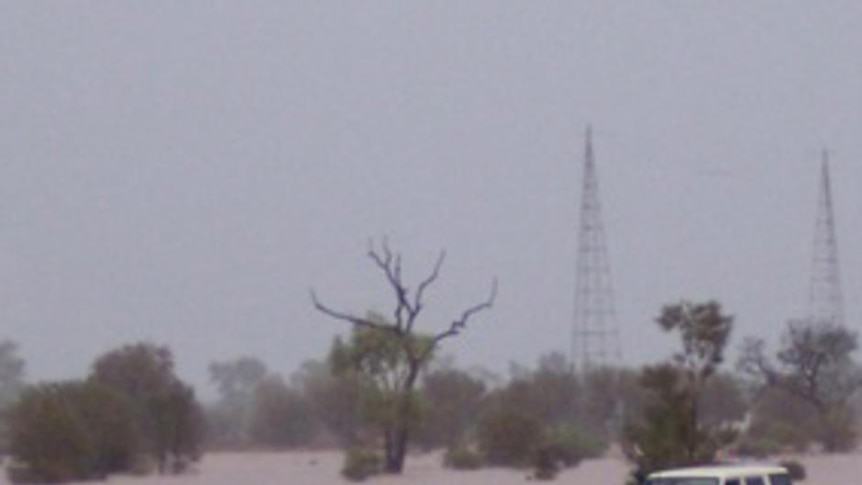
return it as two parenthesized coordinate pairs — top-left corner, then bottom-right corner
(310, 240), (496, 473)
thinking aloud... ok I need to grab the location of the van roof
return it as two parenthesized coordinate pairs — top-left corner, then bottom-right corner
(648, 464), (788, 479)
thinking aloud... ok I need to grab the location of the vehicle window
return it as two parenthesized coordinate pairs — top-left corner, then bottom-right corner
(725, 479), (741, 485)
(646, 479), (719, 485)
(768, 473), (792, 485)
(744, 477), (765, 485)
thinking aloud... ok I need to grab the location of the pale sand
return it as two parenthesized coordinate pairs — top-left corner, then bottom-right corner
(1, 451), (858, 484)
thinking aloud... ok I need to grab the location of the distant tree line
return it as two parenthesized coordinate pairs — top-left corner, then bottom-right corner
(200, 297), (862, 482)
(0, 299), (860, 483)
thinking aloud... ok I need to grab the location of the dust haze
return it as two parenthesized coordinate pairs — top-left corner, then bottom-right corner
(1, 2), (861, 398)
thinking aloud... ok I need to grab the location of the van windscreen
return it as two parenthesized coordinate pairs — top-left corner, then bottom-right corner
(646, 479), (719, 485)
(768, 473), (792, 485)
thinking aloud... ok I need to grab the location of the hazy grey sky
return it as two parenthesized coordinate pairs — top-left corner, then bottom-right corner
(2, 3), (862, 393)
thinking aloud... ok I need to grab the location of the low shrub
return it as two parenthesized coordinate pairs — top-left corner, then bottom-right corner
(443, 447), (483, 470)
(341, 448), (382, 482)
(779, 460), (806, 481)
(546, 425), (606, 467)
(531, 443), (560, 480)
(528, 427), (603, 481)
(477, 409), (543, 466)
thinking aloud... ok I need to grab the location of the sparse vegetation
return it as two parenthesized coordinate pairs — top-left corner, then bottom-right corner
(443, 446), (483, 470)
(341, 447), (382, 481)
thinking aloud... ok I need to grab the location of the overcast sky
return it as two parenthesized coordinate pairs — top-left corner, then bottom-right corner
(2, 3), (861, 394)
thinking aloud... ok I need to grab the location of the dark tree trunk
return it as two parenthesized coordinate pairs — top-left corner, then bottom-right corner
(382, 429), (398, 472)
(380, 404), (410, 473)
(382, 366), (420, 474)
(385, 422), (409, 473)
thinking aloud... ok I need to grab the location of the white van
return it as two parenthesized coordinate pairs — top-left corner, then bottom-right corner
(645, 464), (792, 485)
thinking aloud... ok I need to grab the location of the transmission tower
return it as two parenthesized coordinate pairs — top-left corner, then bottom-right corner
(807, 149), (844, 327)
(571, 126), (621, 372)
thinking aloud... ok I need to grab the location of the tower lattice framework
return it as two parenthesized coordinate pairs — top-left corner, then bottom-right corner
(571, 126), (621, 372)
(808, 150), (844, 327)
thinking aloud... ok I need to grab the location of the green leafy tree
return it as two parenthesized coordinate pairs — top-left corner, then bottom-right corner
(149, 380), (204, 472)
(8, 381), (138, 482)
(311, 241), (495, 473)
(327, 322), (431, 464)
(90, 342), (204, 473)
(624, 301), (736, 479)
(739, 320), (862, 451)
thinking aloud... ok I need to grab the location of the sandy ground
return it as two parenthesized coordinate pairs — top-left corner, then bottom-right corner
(1, 450), (859, 484)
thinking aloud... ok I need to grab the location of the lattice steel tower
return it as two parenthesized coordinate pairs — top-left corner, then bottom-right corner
(808, 150), (844, 327)
(571, 126), (621, 372)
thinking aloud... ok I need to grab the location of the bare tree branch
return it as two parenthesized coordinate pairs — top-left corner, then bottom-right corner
(309, 289), (397, 334)
(368, 241), (412, 330)
(423, 278), (497, 360)
(409, 250), (445, 333)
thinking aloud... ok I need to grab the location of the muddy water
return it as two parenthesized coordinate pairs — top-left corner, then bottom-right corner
(3, 451), (859, 484)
